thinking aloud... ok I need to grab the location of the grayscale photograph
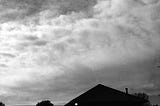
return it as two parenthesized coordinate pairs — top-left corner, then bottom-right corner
(0, 0), (160, 106)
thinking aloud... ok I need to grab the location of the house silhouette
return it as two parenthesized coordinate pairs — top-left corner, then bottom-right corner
(65, 84), (149, 106)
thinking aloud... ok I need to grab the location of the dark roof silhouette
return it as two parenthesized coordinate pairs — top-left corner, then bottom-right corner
(65, 84), (149, 106)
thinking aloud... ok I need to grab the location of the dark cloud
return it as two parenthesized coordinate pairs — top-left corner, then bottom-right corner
(0, 0), (47, 22)
(57, 0), (97, 15)
(0, 63), (8, 68)
(33, 40), (48, 46)
(0, 0), (97, 22)
(0, 52), (16, 58)
(0, 0), (46, 14)
(24, 36), (39, 41)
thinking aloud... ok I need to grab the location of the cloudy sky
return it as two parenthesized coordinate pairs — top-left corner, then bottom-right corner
(0, 0), (160, 105)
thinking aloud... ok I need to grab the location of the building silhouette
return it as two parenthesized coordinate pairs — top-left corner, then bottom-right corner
(65, 84), (149, 106)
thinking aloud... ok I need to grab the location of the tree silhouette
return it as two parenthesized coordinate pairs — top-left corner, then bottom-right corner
(36, 100), (54, 106)
(0, 102), (5, 106)
(134, 92), (149, 100)
(134, 93), (151, 106)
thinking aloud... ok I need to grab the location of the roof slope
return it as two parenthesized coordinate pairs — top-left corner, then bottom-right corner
(65, 84), (148, 105)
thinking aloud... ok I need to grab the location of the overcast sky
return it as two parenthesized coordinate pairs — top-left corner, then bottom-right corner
(0, 0), (160, 105)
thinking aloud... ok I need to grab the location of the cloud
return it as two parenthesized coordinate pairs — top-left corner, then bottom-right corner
(32, 40), (48, 46)
(0, 53), (16, 58)
(0, 0), (97, 22)
(0, 64), (8, 68)
(23, 35), (39, 41)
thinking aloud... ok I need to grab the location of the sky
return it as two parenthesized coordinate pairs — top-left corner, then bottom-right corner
(0, 0), (160, 105)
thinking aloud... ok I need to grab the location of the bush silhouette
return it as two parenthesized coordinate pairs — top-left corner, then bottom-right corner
(134, 93), (149, 100)
(0, 102), (5, 106)
(36, 100), (54, 106)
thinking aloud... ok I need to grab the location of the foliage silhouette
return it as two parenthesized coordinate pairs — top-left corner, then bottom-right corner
(134, 93), (151, 106)
(134, 92), (149, 100)
(0, 102), (5, 106)
(36, 100), (54, 106)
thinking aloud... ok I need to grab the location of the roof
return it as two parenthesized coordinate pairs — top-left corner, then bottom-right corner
(65, 84), (148, 105)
